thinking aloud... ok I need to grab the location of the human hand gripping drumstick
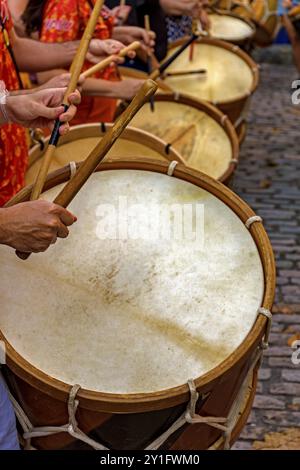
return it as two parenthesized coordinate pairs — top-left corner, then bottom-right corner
(16, 80), (158, 260)
(81, 41), (141, 79)
(29, 0), (104, 204)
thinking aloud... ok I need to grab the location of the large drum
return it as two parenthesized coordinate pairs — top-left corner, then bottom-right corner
(1, 159), (275, 450)
(163, 37), (259, 141)
(26, 123), (183, 185)
(213, 0), (279, 46)
(128, 93), (239, 184)
(207, 12), (255, 47)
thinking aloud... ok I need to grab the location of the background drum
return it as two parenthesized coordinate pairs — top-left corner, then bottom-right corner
(207, 12), (255, 48)
(128, 93), (239, 184)
(1, 159), (275, 450)
(26, 124), (183, 185)
(212, 0), (279, 47)
(163, 37), (259, 143)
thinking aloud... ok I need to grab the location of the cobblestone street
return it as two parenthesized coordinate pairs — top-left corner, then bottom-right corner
(232, 61), (300, 449)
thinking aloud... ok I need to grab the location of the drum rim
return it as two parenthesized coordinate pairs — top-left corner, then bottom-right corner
(252, 16), (280, 46)
(229, 0), (279, 45)
(28, 123), (185, 168)
(166, 36), (260, 105)
(2, 159), (275, 413)
(208, 11), (256, 41)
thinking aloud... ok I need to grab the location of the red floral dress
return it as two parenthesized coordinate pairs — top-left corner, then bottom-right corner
(0, 0), (28, 206)
(40, 0), (118, 125)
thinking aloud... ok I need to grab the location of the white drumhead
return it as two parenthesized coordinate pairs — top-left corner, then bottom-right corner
(130, 100), (232, 179)
(0, 170), (264, 394)
(208, 14), (254, 41)
(164, 42), (253, 103)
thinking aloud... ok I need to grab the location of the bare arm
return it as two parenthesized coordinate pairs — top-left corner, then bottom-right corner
(11, 28), (79, 73)
(282, 14), (298, 45)
(35, 70), (145, 101)
(82, 77), (145, 100)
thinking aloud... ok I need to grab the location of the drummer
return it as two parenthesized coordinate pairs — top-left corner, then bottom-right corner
(0, 84), (80, 450)
(104, 0), (210, 65)
(282, 1), (300, 74)
(0, 0), (127, 206)
(21, 0), (153, 124)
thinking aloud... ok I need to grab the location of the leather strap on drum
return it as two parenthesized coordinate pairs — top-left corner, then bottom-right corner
(258, 307), (272, 349)
(167, 161), (178, 176)
(69, 161), (77, 179)
(245, 215), (263, 229)
(234, 92), (251, 129)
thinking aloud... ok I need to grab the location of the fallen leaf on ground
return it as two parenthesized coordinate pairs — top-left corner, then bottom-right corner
(266, 159), (278, 167)
(253, 428), (300, 450)
(287, 333), (300, 347)
(259, 178), (272, 189)
(281, 305), (294, 315)
(283, 325), (297, 334)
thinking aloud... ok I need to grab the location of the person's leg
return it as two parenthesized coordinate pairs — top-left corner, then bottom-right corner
(0, 374), (20, 450)
(283, 14), (300, 74)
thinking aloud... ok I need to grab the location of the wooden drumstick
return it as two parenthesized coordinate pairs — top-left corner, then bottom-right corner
(189, 19), (198, 62)
(16, 80), (158, 260)
(155, 79), (174, 93)
(30, 0), (104, 203)
(144, 15), (155, 112)
(150, 33), (199, 81)
(165, 69), (206, 77)
(81, 41), (141, 79)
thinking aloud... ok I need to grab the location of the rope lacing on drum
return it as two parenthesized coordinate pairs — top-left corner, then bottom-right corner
(258, 307), (272, 349)
(69, 161), (77, 178)
(6, 382), (109, 450)
(232, 1), (253, 15)
(245, 215), (263, 229)
(234, 94), (252, 129)
(221, 115), (228, 126)
(185, 380), (227, 431)
(7, 339), (264, 452)
(167, 160), (178, 176)
(259, 2), (277, 23)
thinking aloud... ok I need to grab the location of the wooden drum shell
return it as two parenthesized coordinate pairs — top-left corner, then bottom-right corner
(124, 93), (240, 184)
(207, 12), (256, 47)
(2, 159), (275, 450)
(164, 37), (259, 143)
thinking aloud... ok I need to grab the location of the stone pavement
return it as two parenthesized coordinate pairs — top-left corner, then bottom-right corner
(231, 61), (300, 449)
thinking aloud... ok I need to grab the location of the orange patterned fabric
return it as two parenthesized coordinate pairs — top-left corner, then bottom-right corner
(40, 0), (118, 124)
(0, 0), (28, 206)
